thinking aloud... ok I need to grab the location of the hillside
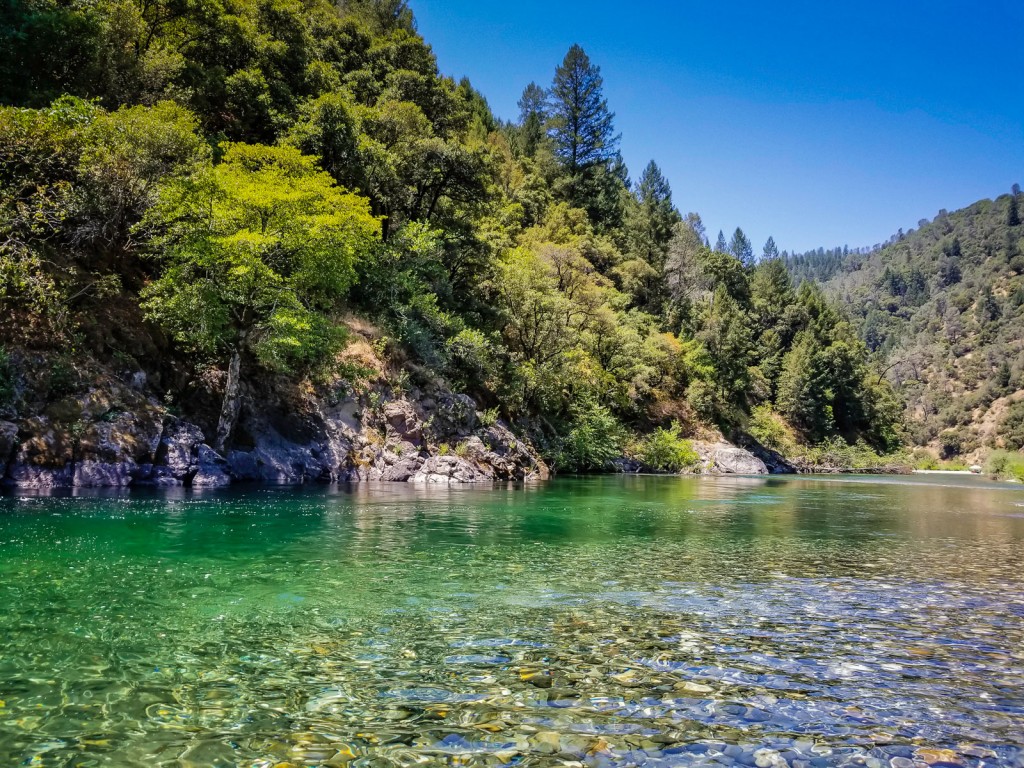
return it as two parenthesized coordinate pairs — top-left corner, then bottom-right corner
(799, 189), (1024, 461)
(0, 0), (905, 486)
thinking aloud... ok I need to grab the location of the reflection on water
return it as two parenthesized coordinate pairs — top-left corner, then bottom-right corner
(1, 475), (1023, 767)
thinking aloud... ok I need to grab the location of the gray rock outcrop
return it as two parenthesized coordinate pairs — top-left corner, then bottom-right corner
(0, 380), (548, 489)
(693, 441), (769, 475)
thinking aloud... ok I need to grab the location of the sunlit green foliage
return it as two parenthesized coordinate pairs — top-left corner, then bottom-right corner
(141, 143), (380, 369)
(634, 422), (700, 472)
(0, 0), (907, 465)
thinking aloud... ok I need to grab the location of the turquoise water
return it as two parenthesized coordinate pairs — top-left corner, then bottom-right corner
(1, 475), (1023, 767)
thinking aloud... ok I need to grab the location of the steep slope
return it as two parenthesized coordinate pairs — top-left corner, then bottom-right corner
(800, 189), (1024, 458)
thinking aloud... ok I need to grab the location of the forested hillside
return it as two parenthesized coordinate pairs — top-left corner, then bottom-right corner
(803, 189), (1024, 461)
(0, 0), (903, 479)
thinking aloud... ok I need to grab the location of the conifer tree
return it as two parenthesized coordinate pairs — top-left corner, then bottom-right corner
(762, 236), (779, 261)
(714, 230), (728, 253)
(517, 82), (547, 158)
(547, 45), (621, 217)
(627, 160), (680, 266)
(548, 45), (619, 173)
(730, 227), (754, 267)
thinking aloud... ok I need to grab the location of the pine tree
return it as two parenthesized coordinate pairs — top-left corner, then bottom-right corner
(547, 44), (620, 216)
(628, 160), (680, 266)
(730, 227), (754, 267)
(1009, 190), (1021, 227)
(714, 230), (728, 253)
(517, 82), (547, 158)
(762, 236), (779, 261)
(547, 45), (619, 173)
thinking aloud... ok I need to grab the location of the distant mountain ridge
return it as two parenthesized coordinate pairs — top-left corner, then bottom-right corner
(788, 188), (1024, 458)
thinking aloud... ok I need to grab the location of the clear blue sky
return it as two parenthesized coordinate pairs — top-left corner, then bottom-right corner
(411, 0), (1024, 253)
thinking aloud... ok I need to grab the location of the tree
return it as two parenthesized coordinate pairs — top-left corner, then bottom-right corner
(141, 143), (380, 449)
(698, 285), (752, 406)
(762, 236), (779, 261)
(1010, 190), (1021, 227)
(618, 160), (680, 310)
(517, 82), (547, 158)
(664, 216), (707, 319)
(714, 230), (728, 253)
(547, 44), (620, 214)
(631, 160), (679, 261)
(730, 227), (754, 267)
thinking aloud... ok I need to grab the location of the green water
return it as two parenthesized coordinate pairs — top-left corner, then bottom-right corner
(1, 475), (1023, 768)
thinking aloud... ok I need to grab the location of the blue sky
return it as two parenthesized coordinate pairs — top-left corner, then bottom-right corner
(411, 0), (1024, 253)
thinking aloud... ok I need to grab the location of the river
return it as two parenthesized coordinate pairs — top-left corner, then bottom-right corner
(1, 475), (1022, 767)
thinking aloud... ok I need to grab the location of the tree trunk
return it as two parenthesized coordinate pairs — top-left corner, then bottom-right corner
(213, 346), (242, 453)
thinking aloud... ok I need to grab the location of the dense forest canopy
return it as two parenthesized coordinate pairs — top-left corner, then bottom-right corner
(0, 0), (936, 470)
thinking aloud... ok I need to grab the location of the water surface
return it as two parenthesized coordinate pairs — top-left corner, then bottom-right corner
(1, 475), (1023, 767)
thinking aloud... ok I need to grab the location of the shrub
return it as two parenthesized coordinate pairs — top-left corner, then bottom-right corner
(447, 329), (496, 388)
(984, 450), (1024, 481)
(454, 441), (470, 458)
(747, 405), (796, 454)
(938, 429), (964, 458)
(478, 407), (499, 427)
(0, 347), (15, 409)
(637, 421), (699, 473)
(797, 437), (909, 471)
(999, 402), (1024, 451)
(912, 449), (938, 470)
(556, 396), (624, 472)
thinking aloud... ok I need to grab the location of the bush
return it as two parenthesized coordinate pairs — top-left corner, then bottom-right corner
(984, 450), (1024, 481)
(478, 407), (499, 427)
(556, 396), (624, 472)
(912, 449), (939, 470)
(747, 405), (796, 454)
(447, 329), (496, 389)
(938, 429), (964, 458)
(797, 437), (908, 471)
(999, 402), (1024, 451)
(636, 421), (700, 473)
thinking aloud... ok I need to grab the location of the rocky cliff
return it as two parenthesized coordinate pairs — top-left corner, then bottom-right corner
(0, 375), (549, 489)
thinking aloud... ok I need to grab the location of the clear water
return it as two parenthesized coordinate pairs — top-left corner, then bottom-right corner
(1, 475), (1023, 767)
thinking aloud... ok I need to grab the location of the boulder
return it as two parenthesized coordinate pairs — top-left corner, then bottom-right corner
(412, 455), (494, 484)
(382, 400), (423, 445)
(380, 456), (425, 482)
(694, 442), (768, 475)
(73, 460), (135, 487)
(154, 420), (206, 482)
(6, 462), (75, 488)
(192, 444), (231, 488)
(427, 393), (478, 437)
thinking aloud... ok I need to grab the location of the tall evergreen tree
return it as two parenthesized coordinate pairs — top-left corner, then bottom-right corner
(547, 45), (618, 173)
(714, 230), (728, 253)
(517, 82), (547, 159)
(1009, 190), (1021, 227)
(627, 160), (680, 266)
(547, 44), (620, 217)
(762, 236), (779, 261)
(730, 227), (754, 267)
